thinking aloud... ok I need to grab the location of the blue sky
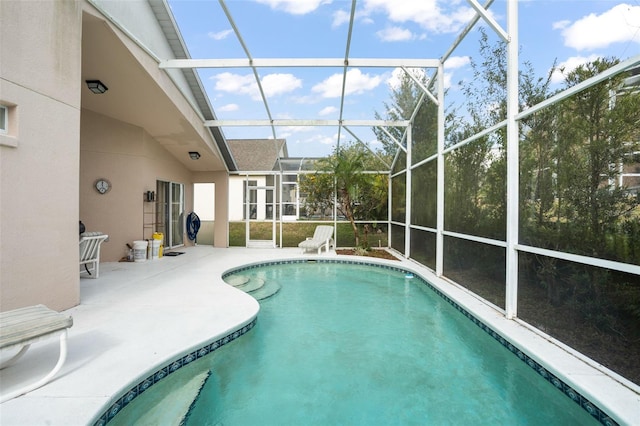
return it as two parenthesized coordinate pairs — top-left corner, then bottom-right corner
(166, 0), (640, 157)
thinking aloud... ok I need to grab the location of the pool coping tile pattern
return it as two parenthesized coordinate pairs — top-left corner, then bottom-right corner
(226, 259), (619, 426)
(93, 318), (257, 426)
(98, 258), (617, 426)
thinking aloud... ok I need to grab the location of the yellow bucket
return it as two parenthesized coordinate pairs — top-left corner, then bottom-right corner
(152, 232), (164, 257)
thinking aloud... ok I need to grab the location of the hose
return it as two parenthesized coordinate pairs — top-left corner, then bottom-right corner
(186, 212), (201, 242)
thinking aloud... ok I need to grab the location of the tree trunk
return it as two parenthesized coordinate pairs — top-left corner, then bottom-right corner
(340, 189), (360, 247)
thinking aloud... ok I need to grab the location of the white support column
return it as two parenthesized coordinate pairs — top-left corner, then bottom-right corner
(404, 125), (412, 258)
(244, 175), (250, 247)
(505, 0), (519, 319)
(333, 175), (338, 244)
(279, 173), (283, 249)
(388, 173), (393, 249)
(436, 62), (445, 277)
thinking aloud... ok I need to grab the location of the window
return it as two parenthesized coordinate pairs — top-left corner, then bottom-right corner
(0, 103), (17, 147)
(0, 105), (7, 134)
(243, 180), (258, 219)
(281, 175), (298, 220)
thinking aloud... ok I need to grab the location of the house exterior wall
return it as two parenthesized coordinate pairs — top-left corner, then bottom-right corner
(0, 1), (231, 312)
(0, 1), (83, 311)
(194, 171), (230, 247)
(80, 109), (197, 262)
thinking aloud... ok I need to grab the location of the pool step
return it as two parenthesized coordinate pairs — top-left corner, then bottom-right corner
(248, 280), (281, 301)
(224, 275), (281, 301)
(236, 277), (265, 293)
(225, 275), (250, 287)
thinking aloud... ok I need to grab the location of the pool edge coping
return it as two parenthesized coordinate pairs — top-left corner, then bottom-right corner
(225, 257), (635, 426)
(95, 255), (638, 426)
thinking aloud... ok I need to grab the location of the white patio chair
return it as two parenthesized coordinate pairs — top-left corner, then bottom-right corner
(79, 232), (108, 278)
(298, 225), (334, 254)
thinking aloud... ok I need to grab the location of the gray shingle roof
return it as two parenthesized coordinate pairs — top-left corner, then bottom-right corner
(227, 139), (287, 171)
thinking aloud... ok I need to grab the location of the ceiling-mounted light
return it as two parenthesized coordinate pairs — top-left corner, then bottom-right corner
(189, 151), (201, 160)
(86, 80), (108, 94)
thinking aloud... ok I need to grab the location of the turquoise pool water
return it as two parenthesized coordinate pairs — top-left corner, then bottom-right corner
(111, 262), (599, 425)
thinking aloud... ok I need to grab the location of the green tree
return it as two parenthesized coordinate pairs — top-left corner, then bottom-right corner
(299, 173), (333, 219)
(553, 58), (640, 251)
(373, 69), (429, 157)
(449, 28), (557, 240)
(300, 142), (389, 247)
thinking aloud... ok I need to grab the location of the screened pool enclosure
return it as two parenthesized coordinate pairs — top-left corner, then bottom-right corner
(162, 1), (640, 389)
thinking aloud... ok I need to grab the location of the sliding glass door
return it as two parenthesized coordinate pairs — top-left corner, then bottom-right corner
(157, 180), (184, 248)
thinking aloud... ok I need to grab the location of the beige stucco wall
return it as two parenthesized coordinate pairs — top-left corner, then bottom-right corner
(0, 1), (83, 311)
(194, 171), (229, 247)
(80, 110), (198, 262)
(0, 1), (231, 312)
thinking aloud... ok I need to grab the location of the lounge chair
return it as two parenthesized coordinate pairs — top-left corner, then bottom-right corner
(298, 225), (334, 254)
(0, 305), (73, 403)
(79, 232), (108, 278)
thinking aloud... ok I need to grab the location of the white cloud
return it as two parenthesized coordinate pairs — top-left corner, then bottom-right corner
(218, 103), (239, 112)
(552, 20), (571, 31)
(261, 73), (303, 97)
(443, 72), (453, 89)
(550, 55), (601, 84)
(212, 72), (255, 96)
(255, 0), (332, 15)
(444, 56), (470, 69)
(442, 56), (470, 90)
(279, 127), (316, 139)
(211, 72), (302, 100)
(376, 26), (414, 42)
(310, 133), (337, 145)
(319, 106), (338, 116)
(208, 29), (233, 40)
(362, 0), (476, 34)
(312, 69), (383, 98)
(332, 9), (351, 28)
(556, 4), (640, 50)
(386, 67), (426, 90)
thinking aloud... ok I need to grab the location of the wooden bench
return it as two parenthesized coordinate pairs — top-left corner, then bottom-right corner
(0, 305), (73, 403)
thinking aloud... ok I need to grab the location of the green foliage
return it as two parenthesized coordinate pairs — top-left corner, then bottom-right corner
(371, 27), (640, 383)
(299, 142), (389, 247)
(521, 57), (640, 263)
(298, 173), (333, 219)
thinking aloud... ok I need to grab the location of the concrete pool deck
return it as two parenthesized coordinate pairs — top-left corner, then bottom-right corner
(0, 246), (639, 425)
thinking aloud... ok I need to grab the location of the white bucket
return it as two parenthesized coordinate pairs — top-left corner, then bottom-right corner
(133, 240), (148, 262)
(150, 239), (161, 260)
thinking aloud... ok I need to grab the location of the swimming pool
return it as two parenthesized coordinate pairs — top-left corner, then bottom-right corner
(105, 260), (611, 425)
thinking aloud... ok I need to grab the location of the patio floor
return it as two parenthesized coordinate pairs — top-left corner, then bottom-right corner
(0, 246), (638, 425)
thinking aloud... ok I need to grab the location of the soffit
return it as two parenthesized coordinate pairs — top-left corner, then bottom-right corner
(147, 0), (237, 171)
(81, 12), (227, 172)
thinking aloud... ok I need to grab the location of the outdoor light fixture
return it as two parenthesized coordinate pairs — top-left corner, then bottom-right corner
(86, 80), (108, 94)
(189, 151), (201, 160)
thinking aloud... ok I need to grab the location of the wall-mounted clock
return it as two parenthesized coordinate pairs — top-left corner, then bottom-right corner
(95, 178), (111, 194)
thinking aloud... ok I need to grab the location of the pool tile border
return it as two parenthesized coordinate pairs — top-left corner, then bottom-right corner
(225, 259), (618, 426)
(95, 258), (617, 426)
(432, 284), (618, 426)
(92, 318), (257, 426)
